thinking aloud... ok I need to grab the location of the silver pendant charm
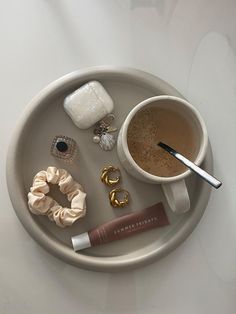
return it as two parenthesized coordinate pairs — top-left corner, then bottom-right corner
(99, 133), (116, 151)
(92, 113), (117, 151)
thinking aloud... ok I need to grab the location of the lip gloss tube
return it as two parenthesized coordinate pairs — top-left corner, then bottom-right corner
(71, 202), (169, 251)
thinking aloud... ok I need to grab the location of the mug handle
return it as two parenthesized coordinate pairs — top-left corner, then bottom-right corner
(162, 180), (190, 214)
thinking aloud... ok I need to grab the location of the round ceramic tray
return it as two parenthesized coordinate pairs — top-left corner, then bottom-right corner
(6, 66), (212, 272)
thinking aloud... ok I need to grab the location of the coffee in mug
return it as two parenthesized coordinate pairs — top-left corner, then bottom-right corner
(127, 106), (199, 177)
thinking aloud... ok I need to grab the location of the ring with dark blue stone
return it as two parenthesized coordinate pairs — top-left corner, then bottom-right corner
(56, 141), (68, 152)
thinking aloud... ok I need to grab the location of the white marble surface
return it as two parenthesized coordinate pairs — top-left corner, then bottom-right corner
(1, 1), (236, 313)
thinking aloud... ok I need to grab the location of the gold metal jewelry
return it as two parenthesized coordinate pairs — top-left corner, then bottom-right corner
(101, 166), (121, 187)
(109, 188), (130, 208)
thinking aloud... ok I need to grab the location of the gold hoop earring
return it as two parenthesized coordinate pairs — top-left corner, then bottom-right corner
(101, 166), (121, 187)
(109, 188), (129, 208)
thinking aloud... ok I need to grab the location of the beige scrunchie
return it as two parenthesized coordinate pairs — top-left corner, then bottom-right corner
(28, 166), (86, 228)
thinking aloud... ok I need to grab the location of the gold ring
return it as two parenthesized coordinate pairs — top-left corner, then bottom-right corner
(101, 166), (121, 187)
(109, 188), (129, 208)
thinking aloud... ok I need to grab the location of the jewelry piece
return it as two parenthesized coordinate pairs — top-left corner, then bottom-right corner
(99, 133), (116, 151)
(101, 166), (121, 187)
(92, 135), (101, 144)
(28, 167), (86, 228)
(106, 125), (118, 133)
(92, 114), (117, 151)
(51, 135), (77, 163)
(102, 113), (115, 126)
(109, 188), (130, 208)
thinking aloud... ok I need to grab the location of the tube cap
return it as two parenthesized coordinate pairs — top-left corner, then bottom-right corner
(71, 232), (91, 251)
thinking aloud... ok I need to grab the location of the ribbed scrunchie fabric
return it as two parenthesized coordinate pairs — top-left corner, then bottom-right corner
(28, 167), (86, 228)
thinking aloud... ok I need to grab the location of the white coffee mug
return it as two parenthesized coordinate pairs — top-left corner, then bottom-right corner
(117, 95), (208, 214)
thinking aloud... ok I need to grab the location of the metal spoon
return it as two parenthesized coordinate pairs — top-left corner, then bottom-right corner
(158, 142), (222, 189)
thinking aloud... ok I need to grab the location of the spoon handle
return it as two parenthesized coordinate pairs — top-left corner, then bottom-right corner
(158, 142), (222, 189)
